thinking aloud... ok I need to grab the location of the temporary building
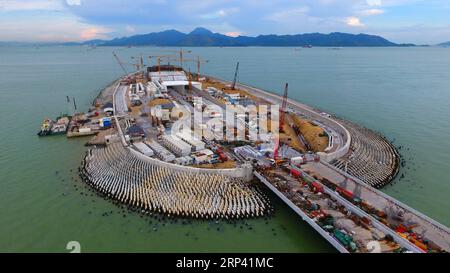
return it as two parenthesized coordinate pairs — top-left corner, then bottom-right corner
(133, 142), (154, 157)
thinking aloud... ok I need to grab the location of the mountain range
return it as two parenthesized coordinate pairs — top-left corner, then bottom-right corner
(80, 27), (415, 47)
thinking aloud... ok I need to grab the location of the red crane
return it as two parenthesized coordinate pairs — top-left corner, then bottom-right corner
(274, 137), (279, 161)
(279, 83), (288, 132)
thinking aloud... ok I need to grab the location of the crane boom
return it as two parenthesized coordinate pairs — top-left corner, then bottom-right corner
(182, 57), (208, 80)
(112, 51), (128, 75)
(280, 83), (288, 132)
(231, 61), (239, 90)
(156, 49), (191, 68)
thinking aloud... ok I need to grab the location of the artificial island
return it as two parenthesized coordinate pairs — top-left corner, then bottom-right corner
(38, 51), (450, 253)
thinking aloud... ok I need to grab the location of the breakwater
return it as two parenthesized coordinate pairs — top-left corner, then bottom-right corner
(80, 143), (271, 219)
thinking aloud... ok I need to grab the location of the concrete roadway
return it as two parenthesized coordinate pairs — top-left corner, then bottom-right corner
(114, 85), (129, 115)
(302, 161), (450, 252)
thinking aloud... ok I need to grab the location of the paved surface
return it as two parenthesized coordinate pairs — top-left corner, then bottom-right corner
(114, 85), (128, 115)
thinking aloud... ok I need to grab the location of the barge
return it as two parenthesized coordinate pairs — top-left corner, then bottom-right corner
(37, 115), (70, 136)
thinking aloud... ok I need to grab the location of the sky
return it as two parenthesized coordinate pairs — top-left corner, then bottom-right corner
(0, 0), (449, 44)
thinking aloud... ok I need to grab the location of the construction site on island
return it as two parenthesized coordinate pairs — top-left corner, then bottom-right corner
(38, 49), (450, 253)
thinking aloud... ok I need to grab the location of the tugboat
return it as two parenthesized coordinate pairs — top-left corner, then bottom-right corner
(37, 119), (53, 136)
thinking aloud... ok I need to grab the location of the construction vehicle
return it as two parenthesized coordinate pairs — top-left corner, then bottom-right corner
(334, 229), (357, 252)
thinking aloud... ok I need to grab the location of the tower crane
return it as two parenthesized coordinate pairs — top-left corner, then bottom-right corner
(182, 56), (209, 81)
(130, 54), (145, 71)
(156, 49), (192, 68)
(148, 55), (178, 74)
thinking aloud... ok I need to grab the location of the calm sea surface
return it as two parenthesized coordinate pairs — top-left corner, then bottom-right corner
(0, 46), (449, 252)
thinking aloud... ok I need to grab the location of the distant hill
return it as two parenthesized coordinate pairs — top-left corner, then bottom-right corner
(82, 27), (409, 47)
(438, 41), (450, 46)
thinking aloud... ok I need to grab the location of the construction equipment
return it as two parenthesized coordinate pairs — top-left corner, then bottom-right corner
(149, 54), (208, 80)
(188, 68), (193, 92)
(272, 138), (286, 164)
(148, 55), (178, 74)
(231, 61), (239, 90)
(130, 54), (145, 71)
(156, 49), (192, 68)
(112, 51), (129, 75)
(280, 83), (288, 132)
(182, 57), (209, 81)
(113, 51), (147, 74)
(273, 137), (279, 161)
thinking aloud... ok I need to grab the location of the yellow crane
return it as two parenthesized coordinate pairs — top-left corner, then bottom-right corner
(130, 54), (145, 71)
(148, 55), (178, 74)
(156, 49), (192, 68)
(182, 56), (209, 81)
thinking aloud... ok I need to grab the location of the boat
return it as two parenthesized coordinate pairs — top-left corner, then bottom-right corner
(37, 115), (71, 137)
(51, 116), (70, 135)
(37, 119), (53, 136)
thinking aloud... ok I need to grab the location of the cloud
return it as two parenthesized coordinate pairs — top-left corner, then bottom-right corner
(225, 31), (242, 37)
(265, 7), (310, 22)
(366, 0), (382, 6)
(80, 27), (107, 40)
(346, 17), (365, 27)
(0, 0), (109, 42)
(200, 7), (239, 19)
(66, 0), (81, 6)
(0, 0), (63, 11)
(360, 8), (384, 16)
(0, 14), (110, 42)
(125, 25), (136, 33)
(0, 0), (449, 43)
